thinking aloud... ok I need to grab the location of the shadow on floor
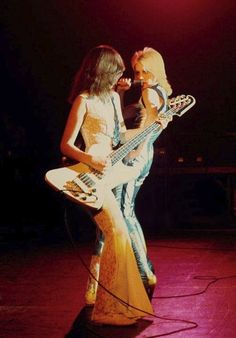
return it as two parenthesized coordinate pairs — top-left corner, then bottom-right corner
(65, 306), (153, 338)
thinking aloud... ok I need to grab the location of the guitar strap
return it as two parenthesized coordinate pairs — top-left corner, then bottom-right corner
(111, 95), (121, 148)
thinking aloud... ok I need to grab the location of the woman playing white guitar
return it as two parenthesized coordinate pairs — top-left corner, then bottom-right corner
(60, 45), (154, 326)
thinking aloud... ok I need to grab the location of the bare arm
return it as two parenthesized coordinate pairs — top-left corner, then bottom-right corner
(116, 77), (131, 111)
(121, 87), (172, 159)
(120, 88), (162, 144)
(142, 88), (172, 128)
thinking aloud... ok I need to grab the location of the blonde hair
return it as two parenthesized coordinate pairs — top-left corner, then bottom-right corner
(131, 47), (172, 96)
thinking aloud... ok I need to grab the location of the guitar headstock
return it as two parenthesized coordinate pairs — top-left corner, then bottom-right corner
(167, 94), (196, 117)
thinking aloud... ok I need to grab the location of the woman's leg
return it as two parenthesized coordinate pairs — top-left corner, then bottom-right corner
(85, 185), (123, 305)
(121, 146), (157, 299)
(91, 190), (153, 325)
(121, 178), (156, 299)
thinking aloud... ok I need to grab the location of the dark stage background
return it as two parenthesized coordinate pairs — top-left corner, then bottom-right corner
(1, 0), (236, 241)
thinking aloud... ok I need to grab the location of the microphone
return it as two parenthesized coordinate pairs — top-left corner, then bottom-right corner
(116, 79), (143, 91)
(131, 79), (143, 86)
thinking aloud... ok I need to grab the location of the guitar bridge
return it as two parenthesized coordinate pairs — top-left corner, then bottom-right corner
(64, 181), (83, 196)
(63, 181), (98, 203)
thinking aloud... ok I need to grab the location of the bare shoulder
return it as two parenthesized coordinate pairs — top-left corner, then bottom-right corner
(73, 93), (88, 105)
(142, 87), (159, 98)
(71, 93), (88, 110)
(69, 94), (88, 121)
(142, 87), (161, 108)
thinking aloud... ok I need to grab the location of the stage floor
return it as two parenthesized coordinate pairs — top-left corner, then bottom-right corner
(1, 230), (236, 338)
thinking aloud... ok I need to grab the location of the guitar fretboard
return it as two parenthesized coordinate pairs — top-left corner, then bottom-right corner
(109, 103), (184, 166)
(110, 121), (162, 166)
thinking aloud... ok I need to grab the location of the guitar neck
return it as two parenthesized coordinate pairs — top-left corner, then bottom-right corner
(110, 121), (162, 166)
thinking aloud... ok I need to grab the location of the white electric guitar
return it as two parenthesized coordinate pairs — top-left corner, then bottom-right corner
(45, 94), (196, 210)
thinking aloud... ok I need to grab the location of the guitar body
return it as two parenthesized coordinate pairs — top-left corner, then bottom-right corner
(45, 160), (138, 210)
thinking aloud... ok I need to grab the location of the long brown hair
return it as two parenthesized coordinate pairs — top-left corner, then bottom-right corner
(68, 45), (125, 103)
